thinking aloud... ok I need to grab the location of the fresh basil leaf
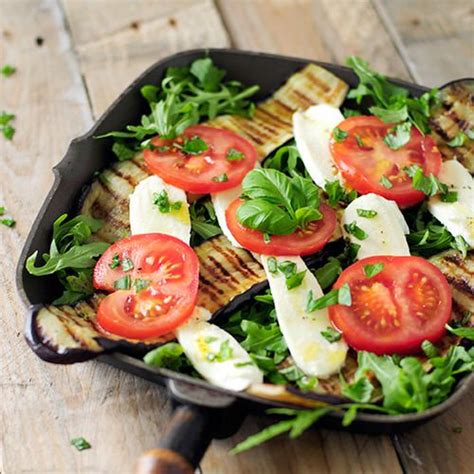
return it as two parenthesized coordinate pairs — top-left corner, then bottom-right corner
(133, 278), (150, 292)
(178, 135), (208, 155)
(1, 64), (16, 77)
(363, 263), (384, 278)
(267, 257), (278, 274)
(294, 207), (322, 229)
(338, 283), (352, 305)
(1, 217), (15, 227)
(0, 110), (15, 140)
(451, 235), (469, 259)
(440, 191), (458, 203)
(404, 164), (448, 197)
(121, 258), (134, 272)
(70, 437), (91, 451)
(114, 275), (131, 290)
(306, 285), (351, 312)
(324, 180), (358, 207)
(237, 199), (297, 235)
(285, 270), (306, 290)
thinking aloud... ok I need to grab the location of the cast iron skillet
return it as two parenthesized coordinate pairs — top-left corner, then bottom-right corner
(16, 49), (474, 474)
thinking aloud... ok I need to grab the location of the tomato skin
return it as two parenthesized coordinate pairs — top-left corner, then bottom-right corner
(330, 116), (442, 208)
(225, 199), (337, 256)
(329, 256), (452, 355)
(93, 233), (200, 340)
(144, 125), (257, 194)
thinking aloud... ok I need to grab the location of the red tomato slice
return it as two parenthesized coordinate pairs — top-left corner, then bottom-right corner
(144, 125), (257, 194)
(330, 116), (442, 208)
(329, 256), (452, 355)
(225, 199), (337, 256)
(93, 233), (199, 340)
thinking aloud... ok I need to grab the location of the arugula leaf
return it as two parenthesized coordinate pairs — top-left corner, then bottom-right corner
(98, 57), (259, 146)
(144, 342), (192, 372)
(363, 263), (384, 278)
(446, 324), (474, 341)
(112, 141), (136, 161)
(25, 214), (108, 304)
(421, 340), (438, 358)
(452, 235), (469, 259)
(369, 104), (408, 123)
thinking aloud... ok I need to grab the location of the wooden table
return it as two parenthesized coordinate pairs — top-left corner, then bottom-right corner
(1, 1), (473, 472)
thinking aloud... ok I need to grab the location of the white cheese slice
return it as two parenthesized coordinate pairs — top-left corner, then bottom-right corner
(211, 186), (243, 248)
(129, 175), (191, 243)
(428, 160), (474, 248)
(293, 104), (344, 188)
(342, 193), (410, 259)
(261, 255), (348, 378)
(176, 306), (263, 391)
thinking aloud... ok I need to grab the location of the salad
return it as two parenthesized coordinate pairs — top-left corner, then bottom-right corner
(26, 56), (473, 452)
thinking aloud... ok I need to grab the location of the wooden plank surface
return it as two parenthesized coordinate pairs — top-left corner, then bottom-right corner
(375, 0), (474, 87)
(0, 0), (472, 473)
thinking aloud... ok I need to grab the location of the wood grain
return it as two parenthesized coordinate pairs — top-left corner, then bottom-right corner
(1, 0), (472, 473)
(375, 0), (474, 87)
(62, 0), (230, 116)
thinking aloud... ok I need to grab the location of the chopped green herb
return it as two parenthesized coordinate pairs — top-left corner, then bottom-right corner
(189, 199), (222, 246)
(208, 339), (234, 362)
(110, 253), (120, 269)
(306, 284), (351, 312)
(176, 135), (208, 155)
(313, 257), (342, 290)
(1, 64), (16, 77)
(452, 235), (469, 259)
(363, 263), (384, 278)
(144, 342), (193, 372)
(320, 327), (342, 343)
(121, 258), (134, 272)
(447, 132), (466, 148)
(114, 275), (131, 290)
(0, 111), (15, 140)
(333, 127), (348, 142)
(1, 217), (15, 227)
(404, 164), (448, 197)
(277, 260), (306, 290)
(384, 122), (412, 150)
(234, 361), (254, 368)
(380, 176), (393, 189)
(263, 232), (271, 243)
(440, 191), (458, 203)
(153, 190), (182, 213)
(133, 278), (150, 292)
(356, 209), (377, 218)
(212, 173), (228, 183)
(344, 221), (368, 240)
(267, 256), (278, 274)
(226, 147), (245, 161)
(70, 437), (91, 451)
(204, 336), (218, 343)
(369, 105), (408, 123)
(354, 134), (367, 148)
(343, 108), (361, 118)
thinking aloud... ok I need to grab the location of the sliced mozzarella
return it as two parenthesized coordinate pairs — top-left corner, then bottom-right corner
(176, 306), (263, 391)
(261, 256), (347, 378)
(211, 186), (243, 248)
(293, 104), (344, 188)
(342, 193), (410, 259)
(129, 175), (191, 243)
(428, 160), (474, 247)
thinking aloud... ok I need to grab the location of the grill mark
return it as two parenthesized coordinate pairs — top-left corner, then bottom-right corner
(90, 200), (128, 231)
(291, 89), (314, 108)
(198, 273), (225, 296)
(132, 156), (151, 175)
(113, 168), (139, 187)
(445, 274), (474, 296)
(234, 121), (267, 145)
(446, 110), (470, 131)
(200, 257), (239, 292)
(324, 81), (348, 106)
(256, 106), (292, 128)
(42, 308), (86, 349)
(430, 119), (452, 141)
(273, 99), (294, 115)
(207, 255), (240, 285)
(249, 116), (282, 138)
(96, 178), (129, 207)
(306, 72), (332, 93)
(215, 243), (263, 280)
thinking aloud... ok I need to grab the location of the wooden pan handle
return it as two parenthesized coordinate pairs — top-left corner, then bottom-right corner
(135, 404), (213, 474)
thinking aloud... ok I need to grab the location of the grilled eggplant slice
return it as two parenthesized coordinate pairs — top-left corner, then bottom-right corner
(430, 79), (474, 173)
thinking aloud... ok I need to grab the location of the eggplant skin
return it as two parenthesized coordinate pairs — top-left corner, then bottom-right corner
(430, 80), (474, 173)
